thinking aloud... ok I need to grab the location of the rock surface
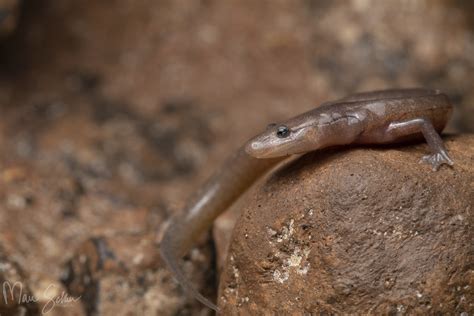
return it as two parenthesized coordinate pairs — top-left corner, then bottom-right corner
(219, 135), (473, 314)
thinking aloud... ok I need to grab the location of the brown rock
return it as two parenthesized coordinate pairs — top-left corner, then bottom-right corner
(219, 135), (473, 314)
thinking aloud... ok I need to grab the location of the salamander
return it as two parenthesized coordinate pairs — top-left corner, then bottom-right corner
(160, 88), (454, 312)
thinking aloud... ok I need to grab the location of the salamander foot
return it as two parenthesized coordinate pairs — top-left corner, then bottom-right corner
(419, 151), (454, 171)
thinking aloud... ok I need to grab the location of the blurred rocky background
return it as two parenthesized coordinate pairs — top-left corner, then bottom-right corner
(0, 0), (472, 315)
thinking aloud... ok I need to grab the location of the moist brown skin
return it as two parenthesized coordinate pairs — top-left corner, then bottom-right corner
(160, 88), (453, 312)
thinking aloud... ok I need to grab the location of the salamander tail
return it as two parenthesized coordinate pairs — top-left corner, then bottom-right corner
(160, 231), (220, 312)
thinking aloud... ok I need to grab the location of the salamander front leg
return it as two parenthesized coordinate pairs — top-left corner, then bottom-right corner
(386, 118), (453, 171)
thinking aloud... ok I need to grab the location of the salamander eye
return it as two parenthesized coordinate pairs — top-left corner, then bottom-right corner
(276, 125), (290, 138)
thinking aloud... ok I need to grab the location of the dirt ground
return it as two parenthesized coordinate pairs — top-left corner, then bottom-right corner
(0, 0), (473, 315)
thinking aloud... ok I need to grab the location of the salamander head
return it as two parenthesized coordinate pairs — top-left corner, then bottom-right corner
(245, 119), (316, 158)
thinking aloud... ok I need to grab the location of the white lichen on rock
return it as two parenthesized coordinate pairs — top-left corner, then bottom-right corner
(275, 219), (294, 243)
(268, 218), (312, 284)
(231, 256), (240, 280)
(272, 245), (311, 283)
(272, 269), (289, 283)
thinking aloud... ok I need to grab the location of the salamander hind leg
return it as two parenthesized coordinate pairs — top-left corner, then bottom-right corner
(385, 118), (453, 171)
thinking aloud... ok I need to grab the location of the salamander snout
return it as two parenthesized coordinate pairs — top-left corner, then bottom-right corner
(245, 137), (274, 159)
(245, 124), (310, 159)
(245, 124), (290, 158)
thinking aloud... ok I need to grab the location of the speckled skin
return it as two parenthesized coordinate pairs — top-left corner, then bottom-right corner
(160, 88), (453, 312)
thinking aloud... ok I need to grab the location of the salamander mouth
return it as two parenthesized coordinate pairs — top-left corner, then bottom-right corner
(245, 139), (274, 158)
(245, 131), (308, 158)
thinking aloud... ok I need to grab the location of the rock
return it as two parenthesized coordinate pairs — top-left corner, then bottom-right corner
(214, 201), (245, 273)
(218, 135), (473, 314)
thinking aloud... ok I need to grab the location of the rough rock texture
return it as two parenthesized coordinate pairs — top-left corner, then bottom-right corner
(219, 135), (473, 314)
